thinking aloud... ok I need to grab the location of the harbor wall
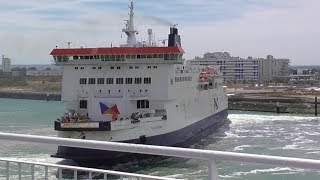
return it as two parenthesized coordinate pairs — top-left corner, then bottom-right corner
(0, 91), (318, 114)
(229, 95), (319, 114)
(0, 91), (61, 101)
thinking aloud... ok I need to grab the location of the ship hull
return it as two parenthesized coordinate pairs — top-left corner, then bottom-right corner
(54, 109), (228, 163)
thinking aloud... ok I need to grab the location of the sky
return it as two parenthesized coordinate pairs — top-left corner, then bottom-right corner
(0, 0), (319, 65)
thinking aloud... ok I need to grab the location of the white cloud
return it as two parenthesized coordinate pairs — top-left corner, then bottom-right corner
(181, 0), (320, 65)
(0, 0), (319, 65)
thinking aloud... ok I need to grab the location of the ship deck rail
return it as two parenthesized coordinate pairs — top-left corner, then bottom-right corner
(1, 132), (320, 180)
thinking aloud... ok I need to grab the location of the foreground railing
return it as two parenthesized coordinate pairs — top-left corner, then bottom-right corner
(1, 132), (320, 180)
(0, 158), (173, 180)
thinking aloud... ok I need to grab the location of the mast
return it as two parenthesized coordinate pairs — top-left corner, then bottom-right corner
(122, 1), (138, 47)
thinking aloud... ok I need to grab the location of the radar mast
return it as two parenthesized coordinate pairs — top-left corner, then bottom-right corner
(122, 1), (138, 47)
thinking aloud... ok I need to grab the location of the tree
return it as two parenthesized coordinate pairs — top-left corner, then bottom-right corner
(45, 68), (51, 71)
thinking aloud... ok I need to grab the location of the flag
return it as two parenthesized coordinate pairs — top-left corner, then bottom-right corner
(99, 102), (120, 121)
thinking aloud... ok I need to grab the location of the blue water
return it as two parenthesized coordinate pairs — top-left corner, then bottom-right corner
(1, 98), (320, 179)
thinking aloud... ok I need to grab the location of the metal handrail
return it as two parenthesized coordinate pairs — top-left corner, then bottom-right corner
(2, 132), (320, 180)
(0, 158), (174, 180)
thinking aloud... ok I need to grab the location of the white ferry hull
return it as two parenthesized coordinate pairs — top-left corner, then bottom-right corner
(54, 108), (228, 162)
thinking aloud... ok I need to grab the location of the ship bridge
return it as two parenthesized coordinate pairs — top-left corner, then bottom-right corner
(50, 46), (185, 65)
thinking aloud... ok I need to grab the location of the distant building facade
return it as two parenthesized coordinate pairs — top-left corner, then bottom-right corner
(26, 69), (62, 76)
(2, 55), (11, 73)
(258, 55), (290, 83)
(289, 68), (320, 87)
(186, 52), (290, 83)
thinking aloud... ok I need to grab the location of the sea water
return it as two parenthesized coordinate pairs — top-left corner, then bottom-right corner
(0, 98), (320, 179)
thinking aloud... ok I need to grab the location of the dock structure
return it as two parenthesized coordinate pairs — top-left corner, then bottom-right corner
(2, 132), (320, 180)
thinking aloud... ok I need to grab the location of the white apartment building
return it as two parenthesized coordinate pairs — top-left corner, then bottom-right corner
(186, 52), (258, 83)
(258, 55), (290, 83)
(2, 55), (11, 73)
(186, 52), (290, 83)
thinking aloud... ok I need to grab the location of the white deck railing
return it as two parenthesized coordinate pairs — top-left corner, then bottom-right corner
(0, 158), (174, 180)
(1, 132), (320, 180)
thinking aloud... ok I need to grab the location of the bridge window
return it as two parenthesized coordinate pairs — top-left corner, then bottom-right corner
(164, 54), (169, 60)
(130, 55), (136, 59)
(79, 78), (87, 84)
(174, 54), (178, 60)
(147, 54), (152, 58)
(116, 55), (121, 61)
(73, 56), (79, 60)
(90, 56), (94, 59)
(105, 55), (109, 61)
(80, 100), (87, 109)
(169, 54), (175, 60)
(141, 55), (146, 59)
(153, 54), (157, 58)
(100, 55), (105, 61)
(137, 100), (149, 109)
(110, 55), (116, 61)
(158, 54), (164, 59)
(89, 78), (96, 84)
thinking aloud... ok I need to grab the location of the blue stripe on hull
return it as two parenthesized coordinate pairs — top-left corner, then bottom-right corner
(54, 109), (228, 162)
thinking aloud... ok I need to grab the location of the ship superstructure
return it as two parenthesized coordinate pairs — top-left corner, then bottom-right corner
(51, 1), (228, 161)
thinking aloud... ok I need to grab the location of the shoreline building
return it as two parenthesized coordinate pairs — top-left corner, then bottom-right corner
(2, 55), (11, 73)
(258, 55), (290, 83)
(186, 52), (290, 84)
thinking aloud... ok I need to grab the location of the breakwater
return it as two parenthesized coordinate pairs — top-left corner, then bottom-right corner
(229, 94), (319, 114)
(0, 91), (318, 114)
(0, 91), (61, 101)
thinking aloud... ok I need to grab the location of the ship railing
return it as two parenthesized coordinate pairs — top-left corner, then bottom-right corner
(2, 132), (320, 180)
(0, 158), (173, 180)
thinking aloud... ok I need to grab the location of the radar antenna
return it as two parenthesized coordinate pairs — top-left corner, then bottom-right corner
(122, 1), (138, 47)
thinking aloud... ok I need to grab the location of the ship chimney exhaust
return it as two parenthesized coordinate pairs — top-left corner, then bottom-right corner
(168, 24), (181, 47)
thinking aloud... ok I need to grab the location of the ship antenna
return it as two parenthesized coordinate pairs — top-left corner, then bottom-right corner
(122, 1), (138, 47)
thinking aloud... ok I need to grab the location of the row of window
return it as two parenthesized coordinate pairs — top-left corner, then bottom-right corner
(80, 77), (152, 85)
(99, 54), (180, 61)
(55, 53), (181, 62)
(74, 66), (158, 70)
(175, 77), (192, 82)
(79, 100), (150, 110)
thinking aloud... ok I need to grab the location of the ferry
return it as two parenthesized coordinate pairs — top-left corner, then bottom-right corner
(51, 1), (228, 162)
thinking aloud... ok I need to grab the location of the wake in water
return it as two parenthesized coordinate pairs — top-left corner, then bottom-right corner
(2, 99), (320, 180)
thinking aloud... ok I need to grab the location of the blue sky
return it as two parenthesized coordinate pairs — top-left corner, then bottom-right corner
(0, 0), (319, 65)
